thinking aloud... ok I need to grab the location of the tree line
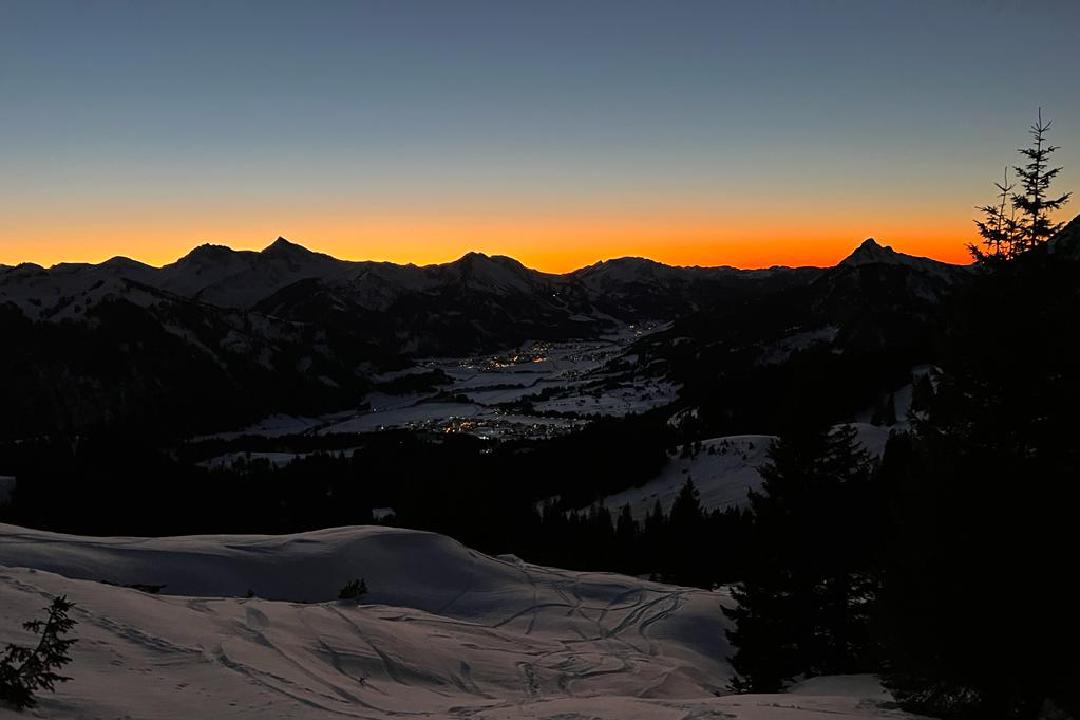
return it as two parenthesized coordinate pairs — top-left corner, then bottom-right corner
(725, 110), (1077, 719)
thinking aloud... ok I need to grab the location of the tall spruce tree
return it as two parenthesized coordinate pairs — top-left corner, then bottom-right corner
(614, 502), (638, 574)
(1012, 108), (1072, 252)
(667, 479), (710, 587)
(725, 426), (879, 692)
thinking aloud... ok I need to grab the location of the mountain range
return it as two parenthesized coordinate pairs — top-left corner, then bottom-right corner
(1, 237), (969, 440)
(2, 237), (821, 320)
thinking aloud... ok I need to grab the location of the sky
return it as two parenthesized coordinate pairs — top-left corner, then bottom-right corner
(1, 1), (1079, 272)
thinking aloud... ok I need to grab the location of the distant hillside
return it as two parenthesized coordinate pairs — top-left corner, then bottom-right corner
(0, 239), (820, 439)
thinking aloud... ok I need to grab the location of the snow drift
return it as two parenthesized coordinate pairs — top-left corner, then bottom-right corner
(0, 523), (916, 719)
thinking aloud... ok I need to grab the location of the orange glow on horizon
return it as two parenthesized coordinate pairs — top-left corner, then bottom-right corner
(1, 212), (975, 273)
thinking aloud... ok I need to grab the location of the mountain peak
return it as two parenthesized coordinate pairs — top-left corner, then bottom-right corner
(456, 251), (492, 263)
(180, 243), (237, 262)
(452, 252), (530, 271)
(101, 256), (154, 273)
(842, 238), (898, 266)
(262, 237), (311, 256)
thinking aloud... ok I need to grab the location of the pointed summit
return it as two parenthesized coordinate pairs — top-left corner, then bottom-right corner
(841, 238), (899, 267)
(832, 238), (964, 283)
(262, 237), (312, 257)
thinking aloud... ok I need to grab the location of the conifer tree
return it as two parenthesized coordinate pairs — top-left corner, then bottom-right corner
(642, 500), (666, 577)
(726, 427), (878, 692)
(338, 578), (367, 601)
(879, 257), (1080, 718)
(669, 478), (704, 528)
(1012, 108), (1072, 252)
(0, 596), (78, 710)
(615, 502), (637, 544)
(614, 503), (638, 574)
(667, 479), (710, 587)
(971, 167), (1021, 261)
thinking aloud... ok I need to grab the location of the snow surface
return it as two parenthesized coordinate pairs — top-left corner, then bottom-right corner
(601, 424), (892, 519)
(0, 523), (919, 719)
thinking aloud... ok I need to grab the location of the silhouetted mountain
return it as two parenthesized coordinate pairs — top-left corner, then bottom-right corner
(1, 239), (821, 321)
(812, 238), (967, 353)
(630, 239), (969, 435)
(1049, 213), (1080, 259)
(572, 257), (820, 317)
(0, 237), (972, 439)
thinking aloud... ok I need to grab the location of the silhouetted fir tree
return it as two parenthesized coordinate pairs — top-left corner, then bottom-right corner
(585, 504), (615, 569)
(665, 479), (710, 587)
(614, 503), (639, 574)
(1012, 108), (1072, 253)
(971, 167), (1022, 261)
(726, 426), (879, 692)
(708, 505), (752, 584)
(641, 499), (666, 576)
(338, 578), (367, 601)
(0, 596), (77, 711)
(878, 251), (1080, 720)
(669, 478), (703, 528)
(645, 500), (665, 533)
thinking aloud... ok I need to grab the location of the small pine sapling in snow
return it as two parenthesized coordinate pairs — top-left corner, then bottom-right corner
(0, 595), (78, 711)
(338, 578), (368, 601)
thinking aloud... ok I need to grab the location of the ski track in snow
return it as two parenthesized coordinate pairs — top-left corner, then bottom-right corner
(0, 523), (917, 719)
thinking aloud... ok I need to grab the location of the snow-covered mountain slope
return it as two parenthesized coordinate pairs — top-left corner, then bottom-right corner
(158, 238), (357, 308)
(838, 238), (961, 276)
(601, 424), (892, 519)
(0, 524), (918, 719)
(0, 258), (162, 321)
(0, 237), (813, 321)
(1049, 212), (1080, 259)
(571, 257), (821, 318)
(822, 238), (966, 308)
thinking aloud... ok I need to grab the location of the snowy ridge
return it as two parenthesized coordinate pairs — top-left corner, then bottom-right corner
(158, 238), (358, 308)
(601, 424), (892, 519)
(573, 257), (737, 287)
(0, 238), (814, 321)
(0, 523), (919, 719)
(0, 259), (164, 321)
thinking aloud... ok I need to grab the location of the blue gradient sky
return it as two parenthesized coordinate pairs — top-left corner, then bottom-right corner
(1, 0), (1078, 270)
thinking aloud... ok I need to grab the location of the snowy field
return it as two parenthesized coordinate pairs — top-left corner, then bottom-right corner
(0, 523), (919, 719)
(601, 424), (893, 519)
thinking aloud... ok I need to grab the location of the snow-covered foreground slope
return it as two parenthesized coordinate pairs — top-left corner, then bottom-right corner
(0, 524), (917, 719)
(601, 423), (892, 519)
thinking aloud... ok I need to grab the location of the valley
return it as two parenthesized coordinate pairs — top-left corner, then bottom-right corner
(202, 323), (677, 457)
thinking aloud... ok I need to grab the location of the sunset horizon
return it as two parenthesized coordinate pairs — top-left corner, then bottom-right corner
(3, 2), (1075, 275)
(3, 218), (975, 274)
(2, 3), (1078, 719)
